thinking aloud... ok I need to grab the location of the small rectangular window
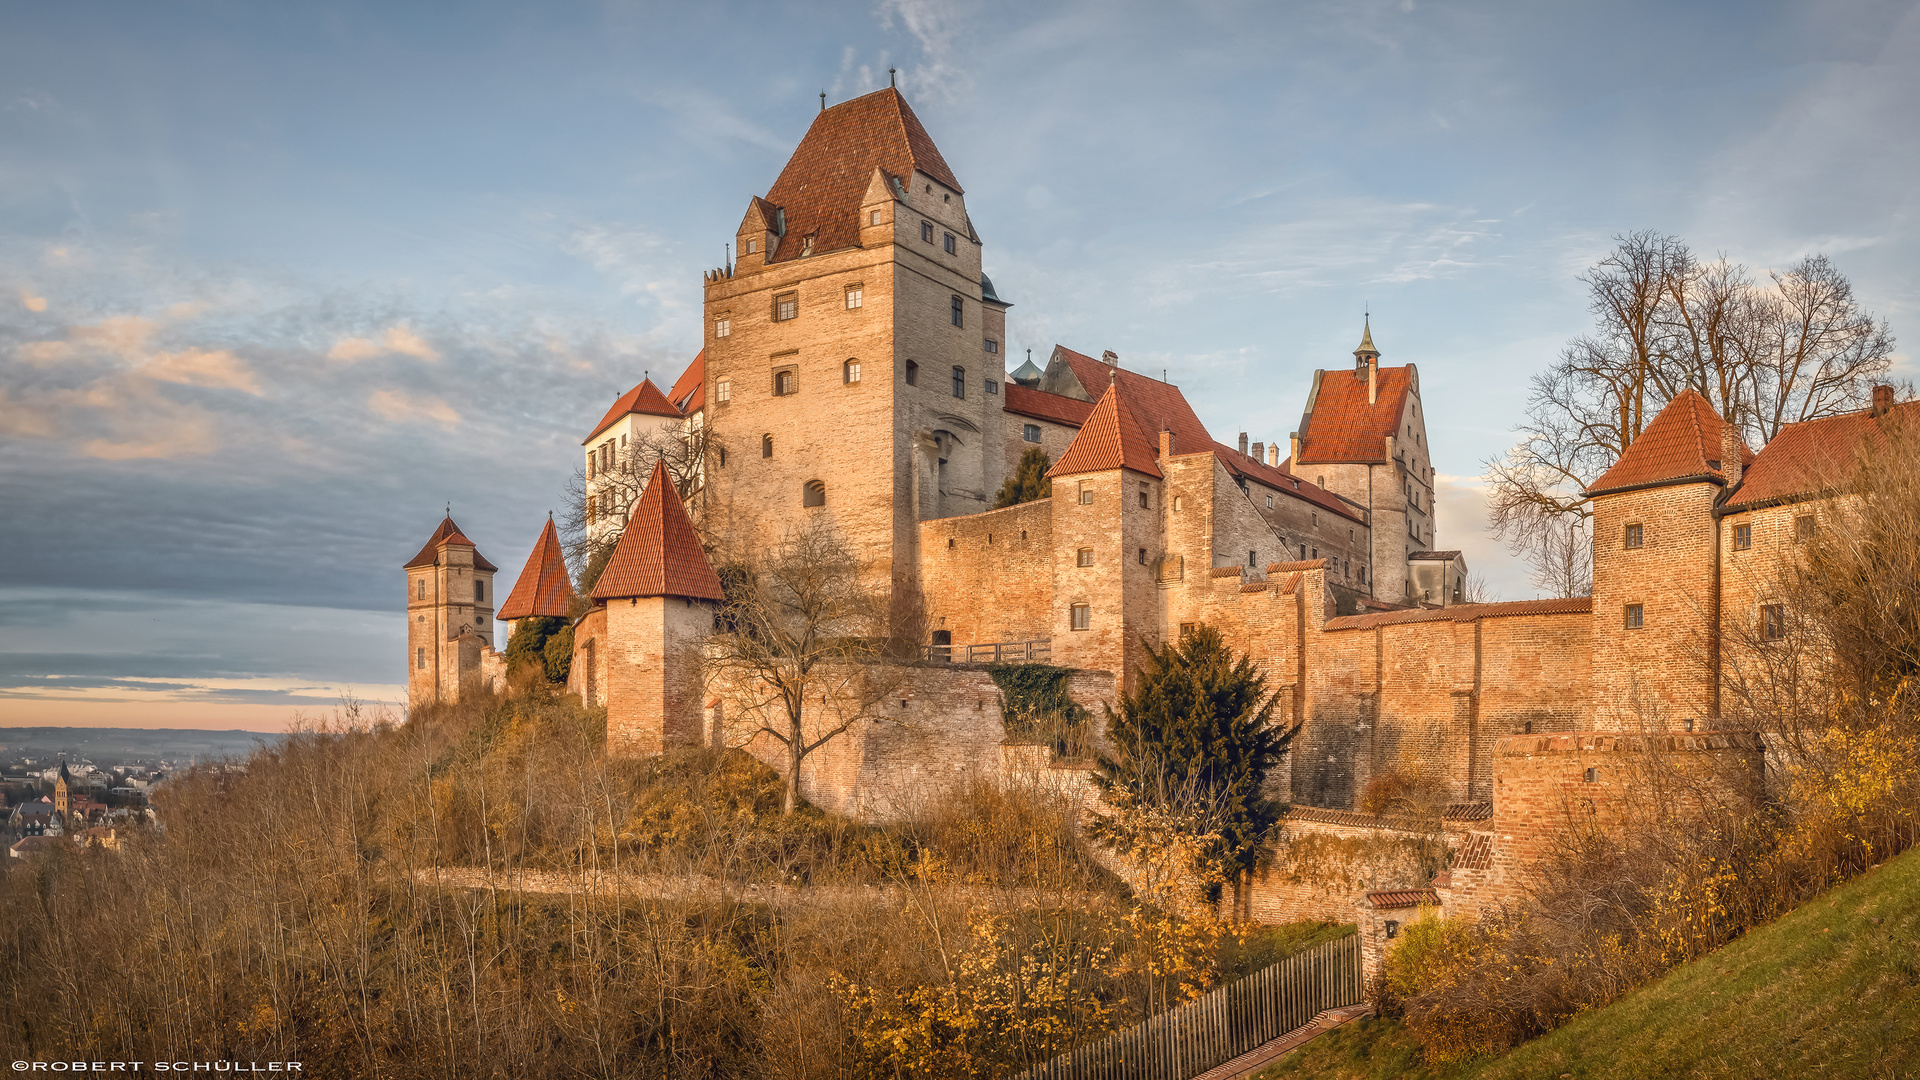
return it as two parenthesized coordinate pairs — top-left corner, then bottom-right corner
(1070, 603), (1090, 631)
(905, 360), (918, 386)
(1138, 483), (1149, 509)
(416, 578), (426, 600)
(1077, 547), (1094, 567)
(716, 379), (731, 403)
(921, 221), (934, 242)
(1078, 483), (1094, 505)
(943, 232), (956, 254)
(773, 370), (796, 396)
(844, 360), (861, 384)
(1266, 494), (1274, 508)
(1761, 604), (1786, 641)
(1733, 523), (1751, 550)
(586, 496), (596, 522)
(1179, 622), (1197, 637)
(714, 317), (730, 338)
(984, 338), (998, 354)
(474, 581), (484, 602)
(1137, 548), (1148, 565)
(845, 285), (863, 309)
(951, 295), (964, 328)
(1625, 523), (1644, 549)
(744, 239), (758, 254)
(1625, 604), (1644, 629)
(416, 647), (427, 670)
(952, 366), (965, 398)
(1023, 423), (1041, 443)
(1795, 515), (1815, 542)
(985, 379), (998, 395)
(869, 210), (882, 226)
(773, 293), (797, 321)
(1583, 767), (1598, 783)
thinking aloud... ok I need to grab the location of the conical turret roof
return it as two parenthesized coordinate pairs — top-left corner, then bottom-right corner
(497, 517), (577, 620)
(1354, 316), (1379, 359)
(591, 461), (725, 602)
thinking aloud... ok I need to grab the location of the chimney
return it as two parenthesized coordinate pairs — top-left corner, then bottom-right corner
(1250, 440), (1264, 462)
(1368, 360), (1378, 406)
(1237, 432), (1249, 455)
(1288, 433), (1301, 474)
(1872, 384), (1894, 416)
(1268, 444), (1280, 467)
(1102, 350), (1119, 368)
(1719, 419), (1745, 488)
(1160, 428), (1175, 459)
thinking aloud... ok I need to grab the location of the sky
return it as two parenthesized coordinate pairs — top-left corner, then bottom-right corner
(2, 0), (1915, 730)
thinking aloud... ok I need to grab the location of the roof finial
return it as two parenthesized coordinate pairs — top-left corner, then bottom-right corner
(819, 91), (826, 112)
(446, 501), (451, 517)
(889, 66), (897, 88)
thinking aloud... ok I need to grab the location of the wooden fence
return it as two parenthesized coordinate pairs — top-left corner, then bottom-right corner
(1011, 933), (1363, 1080)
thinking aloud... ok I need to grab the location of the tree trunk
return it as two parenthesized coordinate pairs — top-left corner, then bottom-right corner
(784, 723), (803, 815)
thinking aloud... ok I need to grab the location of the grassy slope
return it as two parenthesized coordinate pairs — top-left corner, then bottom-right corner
(1259, 844), (1920, 1080)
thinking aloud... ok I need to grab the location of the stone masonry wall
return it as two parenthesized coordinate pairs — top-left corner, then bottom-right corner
(1590, 480), (1720, 727)
(918, 498), (1054, 654)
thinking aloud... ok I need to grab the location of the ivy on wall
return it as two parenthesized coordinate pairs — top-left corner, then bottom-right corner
(987, 663), (1091, 757)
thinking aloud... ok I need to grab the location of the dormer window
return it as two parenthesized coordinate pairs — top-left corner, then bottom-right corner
(745, 239), (759, 254)
(870, 210), (882, 226)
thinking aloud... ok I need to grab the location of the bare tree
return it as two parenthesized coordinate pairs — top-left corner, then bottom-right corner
(704, 522), (911, 815)
(1487, 234), (1894, 589)
(558, 418), (724, 592)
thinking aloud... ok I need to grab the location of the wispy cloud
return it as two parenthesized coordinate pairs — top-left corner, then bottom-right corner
(877, 0), (971, 102)
(368, 387), (461, 429)
(327, 323), (440, 363)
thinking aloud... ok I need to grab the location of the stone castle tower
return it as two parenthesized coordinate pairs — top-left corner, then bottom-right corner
(403, 515), (499, 707)
(697, 88), (1009, 606)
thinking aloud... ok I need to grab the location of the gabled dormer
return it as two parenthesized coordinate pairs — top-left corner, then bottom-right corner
(736, 196), (783, 268)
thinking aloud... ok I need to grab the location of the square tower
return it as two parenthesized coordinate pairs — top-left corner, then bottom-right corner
(698, 89), (1006, 609)
(403, 516), (498, 707)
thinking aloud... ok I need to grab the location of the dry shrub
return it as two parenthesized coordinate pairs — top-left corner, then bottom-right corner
(1358, 763), (1452, 820)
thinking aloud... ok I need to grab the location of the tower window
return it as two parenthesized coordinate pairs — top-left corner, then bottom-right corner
(905, 360), (918, 386)
(1173, 495), (1184, 511)
(1023, 424), (1041, 443)
(1266, 494), (1273, 508)
(803, 480), (825, 507)
(951, 296), (964, 328)
(1078, 483), (1094, 505)
(1070, 603), (1090, 631)
(844, 359), (861, 384)
(1249, 550), (1257, 567)
(474, 581), (484, 602)
(921, 221), (934, 242)
(773, 370), (796, 396)
(1077, 547), (1094, 567)
(761, 434), (773, 458)
(1624, 523), (1644, 549)
(416, 579), (426, 600)
(416, 647), (426, 670)
(1138, 483), (1150, 509)
(773, 293), (797, 321)
(984, 338), (998, 354)
(870, 210), (882, 226)
(716, 379), (731, 403)
(952, 366), (965, 398)
(1761, 604), (1786, 641)
(1625, 604), (1644, 629)
(1733, 523), (1751, 550)
(714, 317), (730, 338)
(943, 232), (956, 254)
(845, 285), (863, 309)
(1138, 548), (1147, 565)
(985, 379), (998, 394)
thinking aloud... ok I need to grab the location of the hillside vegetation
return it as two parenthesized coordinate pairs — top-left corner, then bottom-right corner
(1257, 842), (1920, 1080)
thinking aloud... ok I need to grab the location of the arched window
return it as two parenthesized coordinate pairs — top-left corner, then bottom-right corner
(803, 480), (825, 507)
(844, 358), (861, 384)
(761, 434), (773, 458)
(952, 366), (965, 398)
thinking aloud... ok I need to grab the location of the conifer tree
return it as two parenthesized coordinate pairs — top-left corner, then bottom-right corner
(1088, 625), (1297, 890)
(993, 447), (1053, 508)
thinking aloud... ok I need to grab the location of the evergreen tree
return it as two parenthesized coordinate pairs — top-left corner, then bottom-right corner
(1088, 625), (1298, 890)
(505, 616), (569, 681)
(992, 447), (1053, 508)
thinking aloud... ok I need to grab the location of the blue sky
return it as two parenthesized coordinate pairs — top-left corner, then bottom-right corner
(2, 0), (1915, 728)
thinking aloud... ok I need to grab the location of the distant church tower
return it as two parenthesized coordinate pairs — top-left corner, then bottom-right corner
(53, 761), (70, 817)
(404, 515), (499, 708)
(698, 87), (1009, 610)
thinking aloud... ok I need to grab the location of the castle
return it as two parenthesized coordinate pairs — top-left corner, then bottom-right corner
(403, 87), (1905, 943)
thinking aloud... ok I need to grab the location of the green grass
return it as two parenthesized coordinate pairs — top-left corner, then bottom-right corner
(1258, 843), (1920, 1080)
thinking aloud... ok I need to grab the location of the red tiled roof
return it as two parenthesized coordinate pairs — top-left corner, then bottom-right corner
(591, 461), (725, 602)
(1281, 805), (1434, 833)
(585, 378), (682, 444)
(1586, 389), (1753, 497)
(1366, 889), (1440, 910)
(666, 350), (704, 414)
(1326, 597), (1591, 631)
(1443, 802), (1493, 822)
(403, 516), (498, 572)
(1723, 399), (1920, 512)
(761, 88), (960, 265)
(1265, 559), (1328, 574)
(1047, 346), (1363, 522)
(497, 517), (577, 620)
(1409, 550), (1463, 561)
(1048, 383), (1164, 479)
(1296, 366), (1414, 465)
(1003, 383), (1093, 428)
(1448, 832), (1493, 870)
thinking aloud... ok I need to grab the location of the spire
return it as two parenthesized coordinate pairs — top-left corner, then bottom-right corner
(497, 517), (577, 620)
(592, 461), (725, 602)
(1354, 314), (1380, 364)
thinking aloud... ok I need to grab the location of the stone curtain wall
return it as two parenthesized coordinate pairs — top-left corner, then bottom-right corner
(917, 498), (1054, 652)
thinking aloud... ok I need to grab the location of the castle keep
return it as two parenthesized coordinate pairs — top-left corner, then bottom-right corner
(406, 87), (1903, 945)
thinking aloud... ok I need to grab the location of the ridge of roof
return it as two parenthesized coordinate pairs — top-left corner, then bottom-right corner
(404, 516), (498, 572)
(666, 350), (705, 414)
(585, 378), (682, 444)
(1586, 390), (1751, 497)
(1295, 365), (1413, 465)
(496, 517), (577, 621)
(591, 461), (725, 602)
(1003, 383), (1094, 428)
(1722, 398), (1920, 512)
(1046, 383), (1163, 479)
(762, 88), (960, 266)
